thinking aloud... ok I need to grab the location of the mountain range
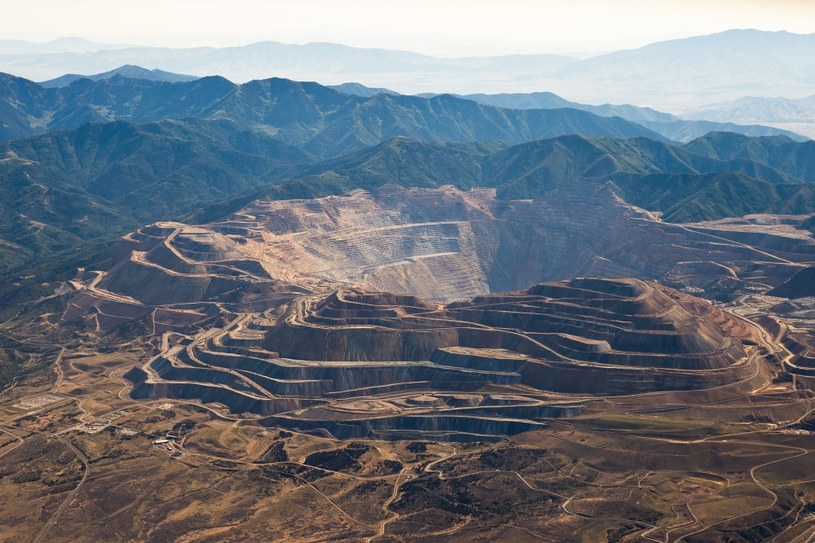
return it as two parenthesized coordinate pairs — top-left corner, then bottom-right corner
(386, 87), (805, 142)
(4, 21), (815, 543)
(0, 71), (669, 152)
(463, 95), (807, 142)
(0, 69), (803, 148)
(1, 29), (813, 112)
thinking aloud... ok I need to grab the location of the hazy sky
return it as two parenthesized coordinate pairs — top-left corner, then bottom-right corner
(2, 0), (814, 56)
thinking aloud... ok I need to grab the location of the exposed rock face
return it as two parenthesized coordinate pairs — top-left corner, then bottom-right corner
(124, 277), (766, 441)
(266, 278), (752, 378)
(71, 184), (809, 440)
(79, 184), (814, 318)
(206, 183), (815, 301)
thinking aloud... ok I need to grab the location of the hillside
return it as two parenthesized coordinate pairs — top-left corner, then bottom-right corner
(0, 119), (311, 270)
(685, 131), (815, 181)
(274, 135), (815, 222)
(613, 173), (815, 223)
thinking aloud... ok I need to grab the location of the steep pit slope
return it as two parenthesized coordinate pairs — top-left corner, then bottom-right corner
(62, 220), (327, 335)
(218, 183), (815, 301)
(267, 278), (752, 376)
(63, 184), (811, 441)
(124, 278), (768, 441)
(80, 183), (815, 320)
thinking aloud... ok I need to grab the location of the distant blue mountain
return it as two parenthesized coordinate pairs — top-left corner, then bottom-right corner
(40, 64), (198, 88)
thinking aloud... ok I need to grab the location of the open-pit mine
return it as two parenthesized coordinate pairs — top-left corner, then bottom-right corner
(2, 182), (815, 542)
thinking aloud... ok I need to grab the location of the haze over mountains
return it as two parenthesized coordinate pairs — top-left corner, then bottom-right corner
(0, 36), (132, 55)
(2, 30), (813, 110)
(686, 94), (815, 139)
(3, 28), (814, 141)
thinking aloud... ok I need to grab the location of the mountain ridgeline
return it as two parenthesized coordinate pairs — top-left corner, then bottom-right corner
(39, 64), (199, 88)
(0, 71), (667, 155)
(411, 90), (804, 142)
(1, 68), (805, 153)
